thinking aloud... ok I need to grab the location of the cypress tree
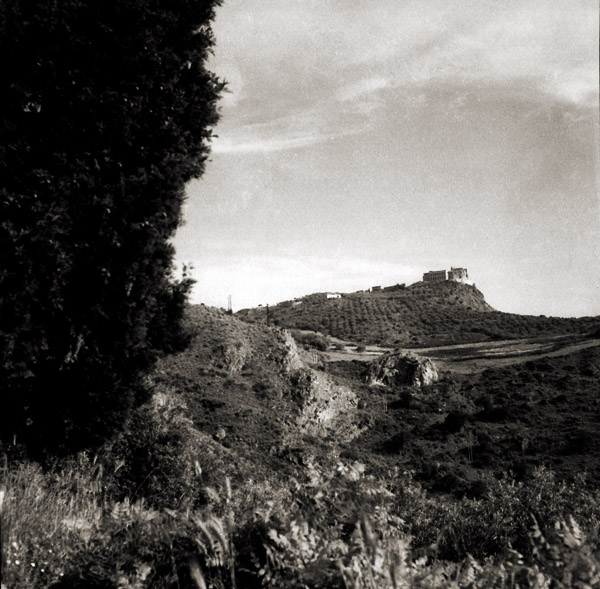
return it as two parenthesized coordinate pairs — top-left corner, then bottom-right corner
(0, 0), (223, 454)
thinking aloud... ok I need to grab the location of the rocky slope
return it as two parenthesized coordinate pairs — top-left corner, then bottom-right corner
(155, 305), (360, 482)
(156, 304), (600, 494)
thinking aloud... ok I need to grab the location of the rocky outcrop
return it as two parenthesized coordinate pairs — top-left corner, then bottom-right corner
(277, 330), (304, 373)
(216, 339), (251, 373)
(366, 351), (438, 388)
(289, 368), (359, 441)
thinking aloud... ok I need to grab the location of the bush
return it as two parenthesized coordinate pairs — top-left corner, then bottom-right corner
(442, 411), (467, 433)
(103, 389), (205, 510)
(382, 432), (407, 454)
(289, 330), (329, 351)
(1, 458), (232, 589)
(3, 454), (600, 588)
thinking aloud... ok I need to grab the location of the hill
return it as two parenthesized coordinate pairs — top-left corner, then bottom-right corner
(153, 304), (362, 484)
(4, 304), (600, 587)
(236, 281), (600, 347)
(158, 305), (600, 492)
(327, 344), (600, 491)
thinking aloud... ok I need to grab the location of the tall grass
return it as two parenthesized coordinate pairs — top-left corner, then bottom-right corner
(3, 386), (600, 588)
(3, 454), (600, 588)
(1, 455), (105, 587)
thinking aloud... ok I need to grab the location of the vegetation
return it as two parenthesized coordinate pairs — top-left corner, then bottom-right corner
(3, 440), (600, 588)
(330, 346), (600, 490)
(0, 0), (223, 455)
(2, 3), (599, 585)
(2, 305), (600, 587)
(237, 282), (600, 347)
(289, 329), (330, 351)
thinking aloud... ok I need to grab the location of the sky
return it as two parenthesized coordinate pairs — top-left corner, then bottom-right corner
(173, 0), (600, 317)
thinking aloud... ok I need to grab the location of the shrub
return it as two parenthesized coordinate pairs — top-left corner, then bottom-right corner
(3, 454), (600, 588)
(1, 458), (232, 589)
(382, 432), (407, 454)
(442, 411), (467, 433)
(289, 330), (329, 351)
(103, 388), (205, 510)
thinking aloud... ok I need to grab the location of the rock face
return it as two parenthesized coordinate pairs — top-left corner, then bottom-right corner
(270, 329), (303, 373)
(217, 340), (251, 373)
(289, 368), (359, 441)
(366, 351), (438, 388)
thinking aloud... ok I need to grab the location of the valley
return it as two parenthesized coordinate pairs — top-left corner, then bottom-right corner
(320, 331), (600, 374)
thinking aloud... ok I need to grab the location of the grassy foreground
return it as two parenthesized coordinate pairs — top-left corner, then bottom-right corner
(2, 388), (600, 588)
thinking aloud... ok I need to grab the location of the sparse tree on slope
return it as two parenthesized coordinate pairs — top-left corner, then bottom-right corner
(0, 0), (223, 455)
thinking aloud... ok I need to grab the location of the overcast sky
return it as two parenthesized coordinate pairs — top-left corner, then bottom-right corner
(173, 0), (599, 317)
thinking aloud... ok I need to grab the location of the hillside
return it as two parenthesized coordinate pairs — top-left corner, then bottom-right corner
(327, 345), (600, 491)
(5, 304), (600, 587)
(156, 305), (600, 493)
(236, 281), (600, 347)
(154, 304), (361, 485)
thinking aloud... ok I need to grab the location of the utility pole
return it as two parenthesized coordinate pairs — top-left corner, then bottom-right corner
(227, 294), (232, 315)
(266, 304), (270, 327)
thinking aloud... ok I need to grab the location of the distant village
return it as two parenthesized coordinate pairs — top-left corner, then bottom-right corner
(317, 267), (473, 301)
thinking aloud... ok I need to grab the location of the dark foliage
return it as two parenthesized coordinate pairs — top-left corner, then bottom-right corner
(289, 329), (329, 351)
(0, 0), (223, 455)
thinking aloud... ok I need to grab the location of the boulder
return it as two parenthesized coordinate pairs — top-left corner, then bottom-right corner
(366, 351), (438, 388)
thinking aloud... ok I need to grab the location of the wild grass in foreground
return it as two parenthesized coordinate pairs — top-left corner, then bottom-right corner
(2, 388), (600, 588)
(2, 459), (600, 588)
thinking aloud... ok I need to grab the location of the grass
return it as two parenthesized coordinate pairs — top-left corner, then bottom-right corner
(1, 455), (104, 587)
(3, 449), (600, 588)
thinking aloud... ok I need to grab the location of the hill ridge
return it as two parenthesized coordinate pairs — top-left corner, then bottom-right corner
(236, 281), (599, 347)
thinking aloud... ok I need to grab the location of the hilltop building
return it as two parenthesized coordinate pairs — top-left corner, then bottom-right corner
(423, 267), (473, 285)
(448, 267), (470, 283)
(327, 292), (342, 299)
(423, 270), (447, 283)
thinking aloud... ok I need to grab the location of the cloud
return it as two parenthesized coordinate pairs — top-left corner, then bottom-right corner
(543, 70), (599, 107)
(207, 0), (597, 159)
(335, 77), (391, 102)
(211, 132), (326, 154)
(212, 0), (597, 107)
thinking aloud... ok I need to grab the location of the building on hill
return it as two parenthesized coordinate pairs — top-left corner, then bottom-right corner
(423, 270), (447, 283)
(327, 292), (342, 299)
(423, 267), (473, 285)
(383, 283), (406, 292)
(371, 285), (382, 292)
(448, 267), (470, 283)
